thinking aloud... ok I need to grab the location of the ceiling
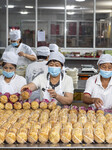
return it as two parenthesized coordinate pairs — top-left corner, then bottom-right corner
(0, 0), (112, 15)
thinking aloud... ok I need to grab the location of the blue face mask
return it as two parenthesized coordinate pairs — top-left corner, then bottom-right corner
(48, 67), (61, 77)
(3, 71), (15, 78)
(11, 42), (19, 47)
(100, 69), (112, 78)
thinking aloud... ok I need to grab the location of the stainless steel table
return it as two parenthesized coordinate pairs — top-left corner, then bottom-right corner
(0, 143), (112, 149)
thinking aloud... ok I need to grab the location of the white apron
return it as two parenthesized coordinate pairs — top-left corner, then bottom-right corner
(43, 74), (64, 104)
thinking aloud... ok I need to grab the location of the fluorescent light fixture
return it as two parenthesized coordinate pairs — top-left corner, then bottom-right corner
(38, 7), (64, 10)
(100, 19), (105, 21)
(5, 5), (14, 8)
(25, 6), (33, 9)
(80, 7), (88, 10)
(75, 0), (85, 2)
(67, 12), (75, 15)
(39, 5), (77, 10)
(66, 5), (75, 9)
(97, 1), (112, 6)
(20, 11), (28, 14)
(96, 10), (112, 13)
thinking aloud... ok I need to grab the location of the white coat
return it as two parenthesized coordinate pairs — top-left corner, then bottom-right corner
(32, 73), (74, 105)
(84, 74), (112, 109)
(0, 74), (26, 94)
(4, 43), (36, 66)
(25, 60), (48, 100)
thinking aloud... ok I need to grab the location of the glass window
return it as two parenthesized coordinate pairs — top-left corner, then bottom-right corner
(0, 0), (6, 47)
(66, 0), (94, 47)
(96, 0), (112, 48)
(9, 0), (35, 47)
(1, 0), (112, 51)
(38, 0), (64, 47)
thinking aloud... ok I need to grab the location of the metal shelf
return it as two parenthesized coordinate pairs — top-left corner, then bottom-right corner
(65, 57), (99, 60)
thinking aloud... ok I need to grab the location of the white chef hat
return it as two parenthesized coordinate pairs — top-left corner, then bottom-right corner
(2, 52), (19, 65)
(36, 46), (50, 56)
(47, 51), (65, 65)
(9, 30), (21, 41)
(49, 44), (59, 52)
(97, 54), (112, 65)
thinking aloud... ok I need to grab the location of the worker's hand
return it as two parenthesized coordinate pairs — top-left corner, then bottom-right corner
(47, 89), (58, 98)
(93, 98), (103, 109)
(18, 51), (26, 57)
(21, 85), (30, 92)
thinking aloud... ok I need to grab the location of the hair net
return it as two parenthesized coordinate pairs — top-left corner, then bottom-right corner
(2, 52), (19, 65)
(10, 30), (21, 41)
(47, 52), (65, 65)
(36, 46), (50, 56)
(97, 54), (112, 65)
(49, 44), (59, 52)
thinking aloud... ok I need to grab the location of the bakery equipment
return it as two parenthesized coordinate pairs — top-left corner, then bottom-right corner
(81, 64), (97, 73)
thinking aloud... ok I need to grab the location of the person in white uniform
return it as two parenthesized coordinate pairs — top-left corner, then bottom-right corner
(0, 52), (26, 94)
(25, 46), (50, 100)
(49, 43), (66, 75)
(83, 54), (112, 109)
(49, 44), (59, 52)
(21, 52), (74, 105)
(3, 30), (37, 66)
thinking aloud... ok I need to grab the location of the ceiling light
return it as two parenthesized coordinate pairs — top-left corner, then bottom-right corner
(38, 6), (64, 9)
(5, 5), (14, 8)
(96, 10), (111, 13)
(25, 6), (33, 9)
(100, 19), (105, 22)
(67, 12), (75, 15)
(75, 0), (85, 2)
(20, 11), (28, 14)
(66, 5), (75, 9)
(97, 1), (112, 6)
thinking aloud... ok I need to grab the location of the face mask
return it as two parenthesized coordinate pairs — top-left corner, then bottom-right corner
(48, 66), (61, 77)
(3, 71), (15, 78)
(100, 69), (112, 78)
(11, 42), (19, 47)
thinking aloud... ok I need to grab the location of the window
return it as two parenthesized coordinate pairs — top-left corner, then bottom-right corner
(0, 0), (6, 47)
(66, 0), (94, 47)
(9, 0), (35, 47)
(0, 0), (112, 51)
(96, 0), (112, 48)
(38, 0), (64, 47)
